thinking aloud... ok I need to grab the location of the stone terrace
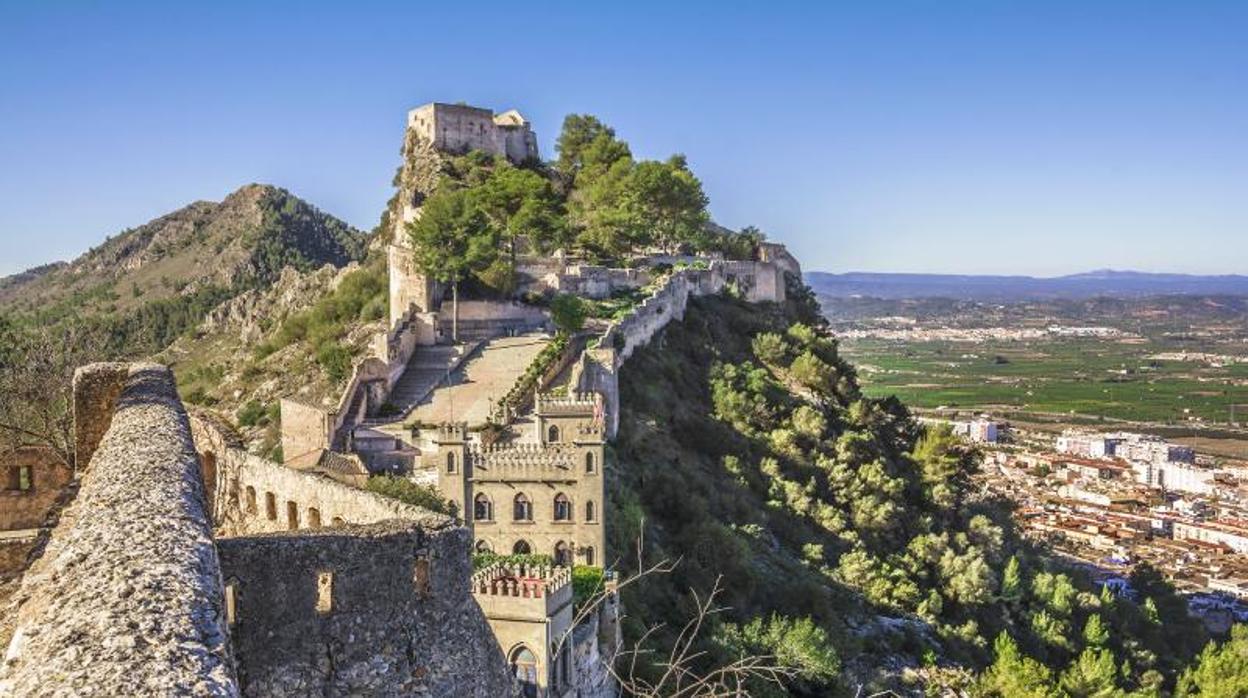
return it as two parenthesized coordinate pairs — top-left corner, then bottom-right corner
(405, 333), (550, 428)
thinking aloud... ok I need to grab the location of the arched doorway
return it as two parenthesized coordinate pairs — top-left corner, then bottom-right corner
(509, 645), (539, 698)
(513, 540), (532, 555)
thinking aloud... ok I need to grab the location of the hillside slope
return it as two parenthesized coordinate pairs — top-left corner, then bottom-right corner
(608, 287), (1208, 695)
(0, 184), (367, 331)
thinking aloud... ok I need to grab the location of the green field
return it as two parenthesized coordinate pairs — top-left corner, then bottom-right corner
(840, 337), (1248, 426)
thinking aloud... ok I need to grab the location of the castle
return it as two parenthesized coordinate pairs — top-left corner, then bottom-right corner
(0, 101), (801, 697)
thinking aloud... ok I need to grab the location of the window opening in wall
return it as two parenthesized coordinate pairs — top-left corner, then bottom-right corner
(585, 500), (596, 523)
(584, 546), (595, 566)
(554, 541), (571, 567)
(585, 451), (595, 473)
(17, 466), (32, 491)
(475, 539), (492, 554)
(224, 579), (239, 625)
(308, 507), (322, 528)
(265, 492), (276, 520)
(331, 516), (345, 526)
(510, 646), (539, 698)
(446, 451), (456, 474)
(316, 571), (333, 614)
(245, 486), (257, 514)
(553, 493), (571, 521)
(513, 540), (531, 555)
(287, 501), (299, 530)
(513, 493), (532, 521)
(547, 425), (560, 443)
(474, 493), (492, 521)
(414, 558), (431, 597)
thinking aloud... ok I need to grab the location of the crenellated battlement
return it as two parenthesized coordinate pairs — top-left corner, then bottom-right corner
(436, 422), (469, 443)
(471, 562), (572, 597)
(467, 442), (577, 475)
(536, 391), (599, 416)
(471, 562), (574, 620)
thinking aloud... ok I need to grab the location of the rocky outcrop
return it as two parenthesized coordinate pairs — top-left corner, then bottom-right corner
(199, 264), (352, 342)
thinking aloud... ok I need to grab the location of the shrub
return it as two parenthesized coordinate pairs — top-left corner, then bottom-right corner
(365, 475), (451, 514)
(551, 293), (587, 333)
(236, 399), (267, 427)
(572, 566), (606, 609)
(316, 342), (353, 382)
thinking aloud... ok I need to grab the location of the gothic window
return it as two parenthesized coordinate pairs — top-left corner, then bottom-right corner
(547, 425), (560, 443)
(307, 508), (322, 529)
(585, 500), (596, 523)
(513, 540), (532, 555)
(475, 539), (493, 554)
(553, 493), (572, 521)
(509, 645), (539, 698)
(584, 546), (595, 566)
(446, 451), (456, 474)
(474, 493), (493, 521)
(554, 541), (571, 567)
(513, 493), (532, 521)
(585, 451), (595, 473)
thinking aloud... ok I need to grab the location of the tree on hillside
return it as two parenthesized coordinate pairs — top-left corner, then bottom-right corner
(555, 114), (632, 182)
(618, 156), (710, 253)
(0, 315), (104, 467)
(406, 187), (498, 341)
(473, 164), (568, 263)
(550, 294), (586, 334)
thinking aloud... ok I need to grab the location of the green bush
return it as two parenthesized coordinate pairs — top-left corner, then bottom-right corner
(572, 566), (606, 609)
(316, 342), (353, 383)
(365, 475), (451, 514)
(236, 399), (268, 427)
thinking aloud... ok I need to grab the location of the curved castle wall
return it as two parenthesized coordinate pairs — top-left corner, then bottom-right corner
(0, 363), (238, 697)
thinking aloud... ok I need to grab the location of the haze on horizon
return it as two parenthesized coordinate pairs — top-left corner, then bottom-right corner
(1, 1), (1245, 278)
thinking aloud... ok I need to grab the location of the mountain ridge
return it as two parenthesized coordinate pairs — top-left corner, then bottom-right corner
(806, 269), (1248, 300)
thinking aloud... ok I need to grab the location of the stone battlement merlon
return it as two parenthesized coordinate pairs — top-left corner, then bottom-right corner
(536, 391), (599, 416)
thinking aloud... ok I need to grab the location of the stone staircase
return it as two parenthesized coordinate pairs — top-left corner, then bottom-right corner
(365, 342), (481, 424)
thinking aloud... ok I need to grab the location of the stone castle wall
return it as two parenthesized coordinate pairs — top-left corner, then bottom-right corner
(0, 363), (238, 696)
(190, 413), (448, 537)
(573, 257), (797, 436)
(217, 522), (513, 698)
(0, 446), (72, 532)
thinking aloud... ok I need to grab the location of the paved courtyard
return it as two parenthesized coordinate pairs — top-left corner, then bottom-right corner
(406, 333), (550, 428)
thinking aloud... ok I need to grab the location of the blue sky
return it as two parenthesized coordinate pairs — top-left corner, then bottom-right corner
(1, 1), (1245, 276)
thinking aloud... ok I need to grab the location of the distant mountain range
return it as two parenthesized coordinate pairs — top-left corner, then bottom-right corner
(805, 269), (1248, 301)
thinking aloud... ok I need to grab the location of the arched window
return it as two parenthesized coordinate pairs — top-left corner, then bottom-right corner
(474, 493), (493, 521)
(446, 451), (456, 474)
(475, 539), (493, 554)
(585, 451), (595, 473)
(245, 486), (257, 514)
(585, 500), (596, 523)
(513, 540), (532, 555)
(286, 501), (299, 530)
(547, 425), (560, 443)
(553, 493), (572, 521)
(307, 507), (322, 528)
(554, 541), (571, 567)
(584, 546), (595, 566)
(265, 492), (277, 520)
(513, 493), (532, 521)
(509, 645), (539, 698)
(331, 516), (345, 526)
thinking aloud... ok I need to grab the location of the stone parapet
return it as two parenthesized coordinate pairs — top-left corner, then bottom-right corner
(1, 363), (238, 696)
